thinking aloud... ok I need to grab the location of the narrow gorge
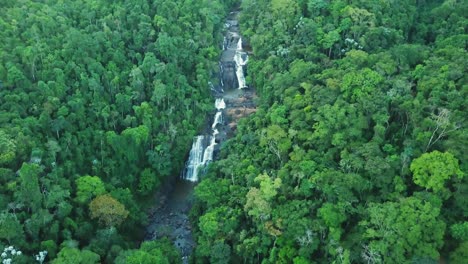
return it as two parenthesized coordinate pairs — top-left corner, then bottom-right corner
(145, 9), (256, 261)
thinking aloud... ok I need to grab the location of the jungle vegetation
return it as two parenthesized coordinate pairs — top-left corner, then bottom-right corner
(191, 0), (467, 263)
(0, 0), (237, 263)
(0, 0), (466, 263)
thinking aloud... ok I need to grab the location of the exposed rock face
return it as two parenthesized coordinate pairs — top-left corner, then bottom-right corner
(221, 61), (238, 90)
(223, 89), (257, 135)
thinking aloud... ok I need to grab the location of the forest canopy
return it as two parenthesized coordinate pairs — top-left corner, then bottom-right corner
(191, 0), (467, 263)
(0, 0), (466, 263)
(0, 0), (238, 263)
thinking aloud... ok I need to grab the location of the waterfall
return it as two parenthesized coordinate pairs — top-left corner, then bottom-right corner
(235, 38), (248, 89)
(219, 63), (225, 87)
(182, 136), (205, 182)
(147, 10), (251, 262)
(212, 112), (223, 129)
(202, 129), (218, 165)
(204, 99), (225, 167)
(182, 98), (225, 182)
(215, 98), (226, 110)
(237, 37), (242, 50)
(181, 15), (247, 182)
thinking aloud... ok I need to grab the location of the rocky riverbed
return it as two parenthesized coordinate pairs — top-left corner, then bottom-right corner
(145, 178), (195, 261)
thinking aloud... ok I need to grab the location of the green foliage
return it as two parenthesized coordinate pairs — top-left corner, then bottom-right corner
(138, 168), (160, 195)
(318, 203), (346, 228)
(51, 247), (100, 264)
(75, 176), (106, 204)
(116, 239), (181, 264)
(244, 174), (282, 220)
(89, 194), (129, 227)
(0, 213), (24, 244)
(210, 240), (231, 264)
(361, 197), (446, 263)
(410, 151), (464, 194)
(40, 240), (58, 259)
(450, 222), (468, 241)
(0, 0), (466, 262)
(0, 0), (236, 261)
(450, 241), (468, 264)
(0, 130), (16, 166)
(16, 163), (42, 212)
(192, 0), (467, 263)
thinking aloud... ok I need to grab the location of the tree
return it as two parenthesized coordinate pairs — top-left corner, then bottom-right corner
(41, 240), (58, 259)
(0, 0), (245, 262)
(244, 174), (282, 221)
(260, 125), (291, 165)
(360, 197), (446, 263)
(51, 247), (100, 264)
(317, 202), (347, 240)
(126, 251), (166, 264)
(0, 130), (16, 166)
(115, 239), (180, 264)
(210, 240), (231, 264)
(75, 176), (106, 204)
(16, 163), (42, 212)
(410, 151), (464, 194)
(25, 209), (53, 240)
(450, 241), (468, 264)
(450, 222), (468, 241)
(137, 168), (159, 195)
(194, 178), (231, 208)
(0, 212), (24, 244)
(89, 194), (129, 227)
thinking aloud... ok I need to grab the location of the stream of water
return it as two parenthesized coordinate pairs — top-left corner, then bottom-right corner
(145, 10), (249, 262)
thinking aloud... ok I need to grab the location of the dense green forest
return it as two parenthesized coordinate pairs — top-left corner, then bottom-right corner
(0, 0), (238, 263)
(1, 0), (467, 263)
(192, 0), (467, 263)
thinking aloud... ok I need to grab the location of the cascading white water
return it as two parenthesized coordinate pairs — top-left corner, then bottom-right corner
(182, 98), (225, 182)
(215, 98), (226, 110)
(235, 38), (248, 89)
(202, 129), (218, 165)
(219, 63), (225, 87)
(183, 136), (205, 182)
(203, 98), (225, 167)
(212, 111), (223, 129)
(182, 19), (247, 182)
(237, 37), (243, 50)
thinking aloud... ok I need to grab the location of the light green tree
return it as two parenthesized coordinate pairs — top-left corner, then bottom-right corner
(75, 176), (106, 204)
(245, 174), (282, 220)
(0, 130), (16, 166)
(52, 247), (100, 264)
(410, 151), (464, 194)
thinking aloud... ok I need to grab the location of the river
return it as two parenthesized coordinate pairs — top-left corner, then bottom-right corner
(145, 9), (256, 262)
